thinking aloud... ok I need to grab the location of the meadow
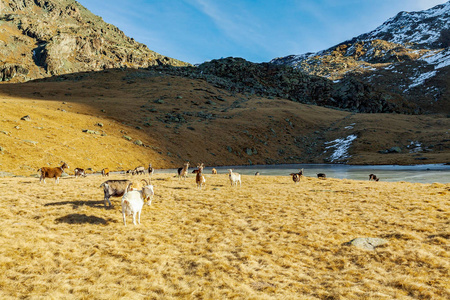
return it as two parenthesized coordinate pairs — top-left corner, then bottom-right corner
(0, 172), (448, 299)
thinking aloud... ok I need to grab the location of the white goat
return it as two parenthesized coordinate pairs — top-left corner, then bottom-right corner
(228, 169), (241, 187)
(121, 179), (154, 226)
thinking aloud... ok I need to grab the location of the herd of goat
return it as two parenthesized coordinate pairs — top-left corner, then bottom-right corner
(37, 162), (380, 225)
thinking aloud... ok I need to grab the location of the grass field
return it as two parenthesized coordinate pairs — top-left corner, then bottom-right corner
(0, 173), (448, 299)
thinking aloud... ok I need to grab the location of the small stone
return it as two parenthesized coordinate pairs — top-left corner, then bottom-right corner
(344, 237), (388, 251)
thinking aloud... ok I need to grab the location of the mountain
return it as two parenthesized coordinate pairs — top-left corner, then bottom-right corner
(0, 0), (189, 83)
(271, 1), (450, 114)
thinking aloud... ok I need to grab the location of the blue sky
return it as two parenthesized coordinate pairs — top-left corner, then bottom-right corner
(77, 0), (447, 64)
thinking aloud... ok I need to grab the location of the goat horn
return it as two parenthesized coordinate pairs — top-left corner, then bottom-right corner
(141, 179), (149, 185)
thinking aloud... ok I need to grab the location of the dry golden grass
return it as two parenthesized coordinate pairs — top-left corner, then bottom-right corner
(0, 173), (448, 299)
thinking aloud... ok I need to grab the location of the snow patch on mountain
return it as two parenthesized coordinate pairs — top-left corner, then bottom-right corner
(421, 48), (450, 69)
(324, 135), (357, 163)
(362, 1), (450, 47)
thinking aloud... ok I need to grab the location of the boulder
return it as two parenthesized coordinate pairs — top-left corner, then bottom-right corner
(344, 237), (388, 250)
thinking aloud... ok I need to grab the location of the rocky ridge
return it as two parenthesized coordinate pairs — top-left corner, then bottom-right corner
(0, 0), (189, 82)
(138, 57), (417, 114)
(271, 1), (450, 114)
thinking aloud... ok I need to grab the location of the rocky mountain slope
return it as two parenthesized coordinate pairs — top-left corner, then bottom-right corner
(0, 0), (189, 83)
(0, 68), (449, 176)
(271, 1), (450, 114)
(166, 57), (418, 114)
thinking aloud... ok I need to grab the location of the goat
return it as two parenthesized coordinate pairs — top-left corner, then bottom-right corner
(211, 168), (217, 175)
(101, 168), (110, 177)
(100, 179), (132, 207)
(121, 179), (154, 226)
(228, 169), (241, 187)
(133, 166), (146, 175)
(38, 162), (69, 184)
(289, 169), (303, 183)
(191, 164), (204, 174)
(178, 162), (190, 180)
(148, 163), (154, 177)
(255, 172), (260, 176)
(317, 173), (327, 179)
(195, 163), (206, 189)
(369, 174), (380, 181)
(74, 168), (86, 178)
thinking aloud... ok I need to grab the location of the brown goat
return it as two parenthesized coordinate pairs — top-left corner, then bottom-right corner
(211, 168), (217, 175)
(102, 168), (110, 177)
(289, 169), (303, 183)
(38, 162), (69, 184)
(195, 163), (206, 189)
(369, 174), (380, 181)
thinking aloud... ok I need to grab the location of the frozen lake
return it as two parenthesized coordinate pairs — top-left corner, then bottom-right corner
(160, 164), (450, 184)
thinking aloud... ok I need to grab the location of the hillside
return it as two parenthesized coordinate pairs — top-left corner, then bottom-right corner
(0, 69), (449, 176)
(0, 0), (189, 83)
(271, 1), (450, 114)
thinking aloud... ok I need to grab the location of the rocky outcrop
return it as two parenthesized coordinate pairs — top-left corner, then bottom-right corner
(0, 0), (189, 82)
(144, 57), (417, 114)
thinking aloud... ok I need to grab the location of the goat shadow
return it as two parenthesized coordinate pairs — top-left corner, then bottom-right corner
(44, 199), (105, 209)
(55, 213), (117, 225)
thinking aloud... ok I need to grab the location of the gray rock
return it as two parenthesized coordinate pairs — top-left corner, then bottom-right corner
(21, 115), (31, 121)
(23, 140), (38, 145)
(344, 237), (388, 250)
(82, 129), (100, 135)
(388, 146), (402, 153)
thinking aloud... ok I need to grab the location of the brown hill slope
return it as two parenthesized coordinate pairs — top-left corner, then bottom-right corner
(0, 0), (188, 83)
(0, 69), (449, 176)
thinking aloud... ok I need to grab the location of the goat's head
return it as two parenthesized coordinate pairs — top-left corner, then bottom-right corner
(61, 162), (69, 169)
(141, 179), (154, 204)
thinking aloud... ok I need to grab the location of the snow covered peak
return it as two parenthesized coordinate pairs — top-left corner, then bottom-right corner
(357, 1), (450, 48)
